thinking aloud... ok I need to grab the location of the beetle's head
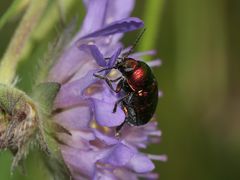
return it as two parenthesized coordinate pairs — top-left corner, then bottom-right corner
(115, 57), (138, 75)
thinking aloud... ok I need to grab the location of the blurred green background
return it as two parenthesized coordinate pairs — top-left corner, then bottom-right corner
(0, 0), (240, 179)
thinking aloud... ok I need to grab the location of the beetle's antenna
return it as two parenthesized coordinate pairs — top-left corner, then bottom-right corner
(124, 28), (146, 58)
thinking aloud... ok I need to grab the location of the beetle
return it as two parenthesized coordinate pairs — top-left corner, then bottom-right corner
(94, 29), (158, 134)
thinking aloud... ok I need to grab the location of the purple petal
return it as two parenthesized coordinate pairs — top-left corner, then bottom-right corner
(93, 171), (117, 180)
(143, 121), (161, 133)
(59, 130), (95, 149)
(158, 90), (163, 97)
(108, 47), (122, 67)
(130, 50), (156, 58)
(79, 0), (136, 44)
(100, 143), (135, 166)
(69, 59), (97, 82)
(148, 154), (168, 162)
(73, 0), (108, 42)
(80, 17), (144, 39)
(80, 44), (106, 67)
(120, 46), (132, 55)
(92, 99), (125, 127)
(93, 129), (118, 145)
(54, 105), (92, 130)
(138, 172), (159, 179)
(82, 0), (135, 26)
(106, 0), (135, 23)
(48, 46), (89, 83)
(61, 146), (97, 178)
(55, 70), (97, 108)
(127, 154), (155, 173)
(146, 59), (162, 67)
(114, 168), (138, 180)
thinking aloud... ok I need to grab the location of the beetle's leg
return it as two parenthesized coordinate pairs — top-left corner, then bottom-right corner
(126, 106), (137, 125)
(113, 92), (129, 113)
(110, 76), (122, 82)
(102, 77), (123, 93)
(112, 92), (133, 113)
(93, 67), (114, 82)
(107, 78), (123, 93)
(94, 70), (124, 93)
(93, 67), (116, 81)
(108, 77), (123, 92)
(115, 95), (135, 136)
(105, 57), (123, 61)
(95, 75), (123, 93)
(93, 72), (118, 81)
(115, 121), (126, 137)
(125, 92), (134, 104)
(115, 95), (137, 136)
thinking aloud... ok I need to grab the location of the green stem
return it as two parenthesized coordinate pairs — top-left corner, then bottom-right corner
(0, 0), (30, 29)
(0, 0), (48, 85)
(138, 0), (165, 52)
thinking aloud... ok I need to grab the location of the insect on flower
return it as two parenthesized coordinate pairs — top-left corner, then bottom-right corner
(94, 29), (158, 134)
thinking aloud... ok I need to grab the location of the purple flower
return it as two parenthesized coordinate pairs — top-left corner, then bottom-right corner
(48, 0), (166, 179)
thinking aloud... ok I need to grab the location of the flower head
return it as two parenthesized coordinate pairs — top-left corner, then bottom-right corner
(49, 0), (166, 179)
(0, 82), (61, 171)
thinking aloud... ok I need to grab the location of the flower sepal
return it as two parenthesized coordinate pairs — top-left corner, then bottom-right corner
(0, 83), (71, 179)
(32, 82), (72, 179)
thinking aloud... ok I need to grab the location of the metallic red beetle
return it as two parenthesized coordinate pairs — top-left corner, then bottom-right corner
(94, 29), (158, 134)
